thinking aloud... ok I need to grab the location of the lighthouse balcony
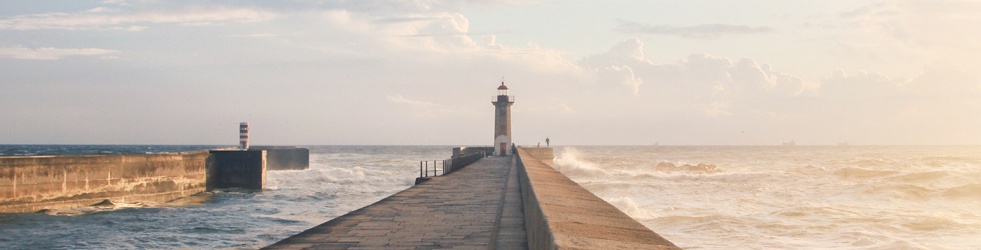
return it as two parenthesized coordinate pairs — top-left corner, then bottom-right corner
(491, 95), (515, 103)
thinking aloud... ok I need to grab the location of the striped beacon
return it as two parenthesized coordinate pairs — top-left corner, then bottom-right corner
(239, 122), (249, 150)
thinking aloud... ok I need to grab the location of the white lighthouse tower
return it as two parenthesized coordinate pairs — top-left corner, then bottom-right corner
(492, 81), (514, 156)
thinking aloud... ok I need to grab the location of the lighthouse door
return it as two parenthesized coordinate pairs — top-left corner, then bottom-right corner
(499, 143), (507, 156)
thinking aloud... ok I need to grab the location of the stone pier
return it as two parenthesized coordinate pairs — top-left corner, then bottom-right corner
(266, 147), (680, 249)
(265, 156), (526, 249)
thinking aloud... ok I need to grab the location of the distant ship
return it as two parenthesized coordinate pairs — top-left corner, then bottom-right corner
(782, 140), (796, 146)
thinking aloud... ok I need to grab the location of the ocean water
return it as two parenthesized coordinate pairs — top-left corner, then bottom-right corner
(0, 145), (449, 249)
(0, 145), (221, 156)
(1, 145), (979, 249)
(552, 146), (981, 249)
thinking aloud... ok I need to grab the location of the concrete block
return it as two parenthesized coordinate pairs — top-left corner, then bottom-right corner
(207, 150), (266, 190)
(250, 146), (309, 171)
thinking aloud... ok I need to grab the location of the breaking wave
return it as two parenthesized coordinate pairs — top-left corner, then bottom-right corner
(653, 162), (720, 173)
(553, 147), (723, 181)
(553, 145), (981, 249)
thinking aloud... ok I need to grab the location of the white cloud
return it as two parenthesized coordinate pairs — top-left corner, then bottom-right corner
(578, 39), (808, 117)
(580, 38), (646, 68)
(0, 46), (119, 60)
(699, 101), (731, 117)
(906, 63), (981, 99)
(823, 1), (981, 76)
(404, 12), (478, 50)
(387, 94), (468, 118)
(596, 65), (642, 95)
(819, 70), (908, 101)
(387, 94), (438, 107)
(579, 38), (648, 95)
(548, 103), (575, 114)
(617, 20), (775, 38)
(0, 6), (277, 30)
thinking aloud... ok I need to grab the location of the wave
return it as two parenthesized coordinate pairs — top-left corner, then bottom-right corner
(940, 183), (981, 199)
(864, 184), (936, 200)
(885, 171), (948, 183)
(834, 167), (899, 179)
(653, 162), (720, 173)
(554, 148), (726, 182)
(267, 165), (412, 188)
(553, 148), (609, 178)
(901, 214), (966, 232)
(605, 196), (659, 220)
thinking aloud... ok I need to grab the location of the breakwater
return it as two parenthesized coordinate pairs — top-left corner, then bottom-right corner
(265, 151), (522, 249)
(516, 147), (679, 249)
(0, 151), (209, 213)
(266, 146), (679, 249)
(0, 147), (309, 214)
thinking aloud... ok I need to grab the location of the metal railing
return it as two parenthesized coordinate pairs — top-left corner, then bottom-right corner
(419, 160), (447, 178)
(417, 151), (487, 178)
(491, 95), (515, 102)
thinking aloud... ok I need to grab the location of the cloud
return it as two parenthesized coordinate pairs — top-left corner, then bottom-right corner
(411, 13), (477, 49)
(580, 38), (646, 68)
(548, 103), (574, 114)
(387, 94), (468, 118)
(0, 46), (119, 60)
(387, 94), (438, 107)
(819, 70), (908, 101)
(577, 39), (807, 117)
(906, 63), (981, 99)
(0, 6), (276, 30)
(578, 38), (646, 95)
(616, 20), (774, 38)
(824, 1), (981, 71)
(596, 65), (642, 95)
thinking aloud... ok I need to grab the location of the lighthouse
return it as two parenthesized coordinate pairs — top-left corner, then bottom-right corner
(492, 81), (514, 156)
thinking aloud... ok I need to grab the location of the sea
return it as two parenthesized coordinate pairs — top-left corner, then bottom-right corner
(1, 145), (979, 249)
(553, 146), (981, 249)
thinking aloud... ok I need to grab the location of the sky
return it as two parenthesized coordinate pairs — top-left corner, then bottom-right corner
(1, 0), (979, 146)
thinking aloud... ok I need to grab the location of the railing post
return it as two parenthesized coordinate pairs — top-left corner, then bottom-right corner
(425, 161), (429, 177)
(419, 161), (423, 178)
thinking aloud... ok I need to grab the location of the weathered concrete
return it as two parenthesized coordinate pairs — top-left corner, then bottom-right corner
(265, 146), (679, 249)
(453, 146), (493, 158)
(445, 150), (485, 175)
(516, 147), (680, 250)
(207, 150), (266, 190)
(264, 156), (526, 249)
(0, 151), (208, 213)
(250, 146), (309, 171)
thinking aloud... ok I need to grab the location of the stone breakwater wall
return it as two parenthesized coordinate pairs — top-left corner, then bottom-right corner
(0, 151), (209, 213)
(0, 147), (310, 214)
(515, 147), (680, 249)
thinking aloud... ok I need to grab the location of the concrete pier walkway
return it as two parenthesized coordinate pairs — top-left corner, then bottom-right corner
(264, 156), (526, 249)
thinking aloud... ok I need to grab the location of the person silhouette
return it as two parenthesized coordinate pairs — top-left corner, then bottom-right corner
(545, 137), (550, 147)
